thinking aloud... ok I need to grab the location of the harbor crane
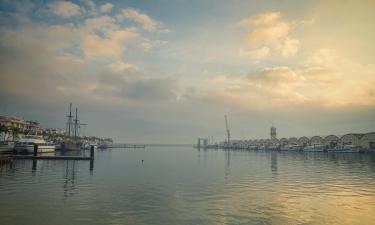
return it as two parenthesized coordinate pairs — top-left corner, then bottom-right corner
(225, 114), (231, 144)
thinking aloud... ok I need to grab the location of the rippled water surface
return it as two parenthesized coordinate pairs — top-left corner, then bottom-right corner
(1, 147), (375, 225)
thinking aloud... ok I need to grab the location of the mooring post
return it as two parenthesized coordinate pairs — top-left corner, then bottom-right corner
(90, 145), (94, 159)
(33, 145), (38, 156)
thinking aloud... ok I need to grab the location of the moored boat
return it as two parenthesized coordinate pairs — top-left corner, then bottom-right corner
(303, 144), (325, 152)
(61, 103), (85, 151)
(14, 135), (55, 153)
(0, 141), (15, 153)
(280, 143), (301, 151)
(328, 144), (360, 153)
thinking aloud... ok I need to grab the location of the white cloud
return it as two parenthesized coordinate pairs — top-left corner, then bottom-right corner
(79, 16), (138, 59)
(239, 12), (282, 26)
(100, 3), (113, 13)
(107, 61), (139, 75)
(239, 47), (270, 61)
(239, 11), (302, 60)
(279, 38), (300, 57)
(117, 8), (159, 32)
(49, 1), (81, 18)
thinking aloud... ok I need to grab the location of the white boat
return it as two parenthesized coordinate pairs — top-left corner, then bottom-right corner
(0, 141), (15, 153)
(303, 144), (325, 152)
(328, 144), (360, 153)
(280, 143), (301, 151)
(14, 135), (55, 153)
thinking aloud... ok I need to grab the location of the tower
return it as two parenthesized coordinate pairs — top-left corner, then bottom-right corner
(270, 126), (277, 139)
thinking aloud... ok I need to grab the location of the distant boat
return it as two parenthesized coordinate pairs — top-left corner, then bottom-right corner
(0, 141), (15, 153)
(280, 143), (301, 151)
(328, 144), (360, 153)
(14, 135), (55, 153)
(303, 144), (325, 152)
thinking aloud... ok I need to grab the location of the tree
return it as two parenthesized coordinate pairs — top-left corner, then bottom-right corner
(10, 127), (21, 141)
(0, 124), (9, 141)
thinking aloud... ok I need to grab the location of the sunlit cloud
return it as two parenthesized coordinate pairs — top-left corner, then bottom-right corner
(239, 11), (303, 60)
(49, 1), (81, 18)
(99, 3), (113, 13)
(116, 8), (160, 32)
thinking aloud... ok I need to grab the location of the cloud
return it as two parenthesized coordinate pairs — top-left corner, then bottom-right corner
(117, 8), (159, 32)
(239, 47), (270, 61)
(239, 11), (301, 60)
(78, 16), (138, 58)
(0, 5), (168, 105)
(239, 12), (282, 26)
(49, 1), (81, 18)
(94, 62), (178, 102)
(100, 3), (113, 13)
(279, 38), (300, 57)
(192, 51), (375, 110)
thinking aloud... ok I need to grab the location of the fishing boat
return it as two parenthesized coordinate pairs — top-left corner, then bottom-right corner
(328, 144), (360, 153)
(14, 135), (55, 153)
(303, 143), (325, 152)
(0, 141), (15, 153)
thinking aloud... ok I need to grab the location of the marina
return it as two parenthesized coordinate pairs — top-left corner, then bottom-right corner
(196, 116), (375, 153)
(1, 1), (375, 224)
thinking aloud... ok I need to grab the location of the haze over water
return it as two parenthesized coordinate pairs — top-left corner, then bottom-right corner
(1, 147), (375, 225)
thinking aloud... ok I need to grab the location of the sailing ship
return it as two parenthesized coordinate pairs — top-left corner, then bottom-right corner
(61, 103), (86, 151)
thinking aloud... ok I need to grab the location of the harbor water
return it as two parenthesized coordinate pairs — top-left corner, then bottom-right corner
(1, 147), (375, 225)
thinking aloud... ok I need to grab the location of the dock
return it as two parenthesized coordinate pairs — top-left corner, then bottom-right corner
(101, 144), (146, 149)
(12, 155), (92, 160)
(11, 145), (95, 161)
(0, 155), (14, 164)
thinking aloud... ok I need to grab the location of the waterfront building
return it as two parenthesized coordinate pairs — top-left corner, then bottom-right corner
(323, 135), (339, 148)
(359, 132), (375, 150)
(298, 136), (309, 147)
(310, 136), (323, 145)
(339, 133), (362, 147)
(288, 137), (298, 145)
(43, 128), (65, 135)
(279, 138), (288, 147)
(0, 115), (41, 134)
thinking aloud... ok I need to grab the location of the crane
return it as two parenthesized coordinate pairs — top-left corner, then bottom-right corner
(225, 114), (230, 144)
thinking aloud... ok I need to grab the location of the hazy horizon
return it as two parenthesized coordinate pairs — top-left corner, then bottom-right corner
(1, 0), (374, 143)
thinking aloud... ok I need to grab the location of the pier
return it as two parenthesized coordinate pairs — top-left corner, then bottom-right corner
(0, 155), (14, 164)
(103, 143), (146, 149)
(12, 145), (95, 161)
(13, 155), (92, 160)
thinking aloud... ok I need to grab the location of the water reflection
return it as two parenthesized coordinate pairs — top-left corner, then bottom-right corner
(63, 160), (77, 197)
(270, 151), (277, 174)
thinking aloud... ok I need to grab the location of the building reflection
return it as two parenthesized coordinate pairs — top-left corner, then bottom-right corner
(271, 152), (277, 173)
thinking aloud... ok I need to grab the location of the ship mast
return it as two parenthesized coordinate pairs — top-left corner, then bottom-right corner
(67, 103), (73, 136)
(74, 107), (79, 139)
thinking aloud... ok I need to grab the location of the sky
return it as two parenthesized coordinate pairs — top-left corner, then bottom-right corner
(0, 0), (374, 143)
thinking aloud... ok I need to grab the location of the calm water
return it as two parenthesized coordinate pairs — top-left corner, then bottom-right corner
(1, 147), (375, 225)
